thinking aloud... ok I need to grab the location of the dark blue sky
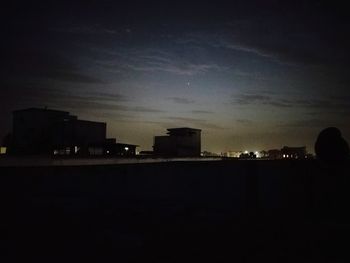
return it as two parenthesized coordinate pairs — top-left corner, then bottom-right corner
(2, 1), (350, 153)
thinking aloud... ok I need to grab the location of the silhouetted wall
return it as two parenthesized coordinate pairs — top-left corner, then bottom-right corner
(12, 108), (75, 154)
(11, 108), (106, 155)
(53, 119), (106, 148)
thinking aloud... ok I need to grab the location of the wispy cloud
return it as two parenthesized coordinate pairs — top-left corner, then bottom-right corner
(167, 117), (202, 122)
(171, 22), (348, 67)
(292, 99), (350, 110)
(170, 31), (289, 64)
(167, 97), (195, 104)
(278, 119), (335, 128)
(233, 93), (291, 108)
(124, 59), (222, 76)
(223, 17), (350, 67)
(44, 70), (105, 84)
(88, 46), (226, 76)
(235, 94), (272, 105)
(126, 106), (164, 113)
(236, 119), (253, 125)
(232, 92), (350, 112)
(191, 110), (213, 114)
(6, 86), (163, 116)
(4, 49), (105, 84)
(57, 98), (164, 114)
(80, 92), (128, 102)
(166, 116), (225, 130)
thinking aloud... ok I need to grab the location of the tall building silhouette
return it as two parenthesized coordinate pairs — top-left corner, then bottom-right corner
(10, 108), (137, 156)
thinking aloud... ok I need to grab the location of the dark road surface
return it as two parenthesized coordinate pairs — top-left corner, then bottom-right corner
(1, 160), (349, 262)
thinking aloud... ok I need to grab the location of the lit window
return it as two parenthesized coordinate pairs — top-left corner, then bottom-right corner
(0, 147), (7, 154)
(124, 147), (129, 151)
(65, 147), (70, 155)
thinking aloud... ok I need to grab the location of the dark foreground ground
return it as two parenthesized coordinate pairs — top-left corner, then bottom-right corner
(1, 160), (350, 262)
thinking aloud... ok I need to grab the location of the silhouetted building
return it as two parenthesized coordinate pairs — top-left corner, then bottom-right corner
(105, 138), (138, 156)
(201, 151), (219, 157)
(153, 128), (201, 157)
(239, 151), (256, 159)
(222, 151), (243, 158)
(11, 108), (106, 155)
(10, 108), (137, 156)
(259, 150), (269, 158)
(281, 146), (306, 159)
(53, 119), (107, 155)
(267, 149), (282, 160)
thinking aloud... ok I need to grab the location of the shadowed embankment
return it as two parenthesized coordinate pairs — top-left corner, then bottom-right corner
(1, 160), (349, 262)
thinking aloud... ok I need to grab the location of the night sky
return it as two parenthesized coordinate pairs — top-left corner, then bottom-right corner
(2, 1), (350, 153)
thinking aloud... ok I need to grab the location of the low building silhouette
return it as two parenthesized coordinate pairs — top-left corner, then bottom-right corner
(281, 146), (306, 159)
(239, 151), (256, 159)
(266, 147), (308, 160)
(267, 149), (282, 160)
(53, 118), (107, 156)
(10, 108), (137, 156)
(201, 151), (219, 157)
(153, 127), (201, 157)
(222, 151), (243, 158)
(105, 138), (137, 156)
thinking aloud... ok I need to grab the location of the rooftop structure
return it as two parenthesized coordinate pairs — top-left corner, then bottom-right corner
(153, 127), (201, 157)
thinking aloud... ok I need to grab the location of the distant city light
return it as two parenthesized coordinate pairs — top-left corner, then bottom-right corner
(244, 150), (249, 154)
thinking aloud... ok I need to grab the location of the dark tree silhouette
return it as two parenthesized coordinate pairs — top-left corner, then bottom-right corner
(315, 127), (350, 161)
